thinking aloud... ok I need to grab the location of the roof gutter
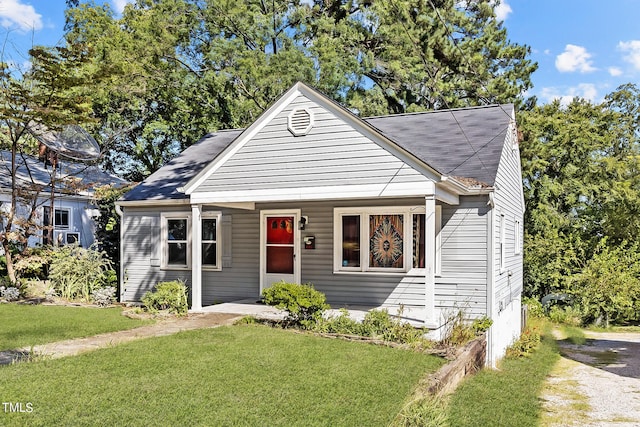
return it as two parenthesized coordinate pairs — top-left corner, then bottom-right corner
(439, 176), (493, 196)
(115, 198), (191, 208)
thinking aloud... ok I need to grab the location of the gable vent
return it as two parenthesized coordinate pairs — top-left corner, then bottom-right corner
(288, 108), (313, 136)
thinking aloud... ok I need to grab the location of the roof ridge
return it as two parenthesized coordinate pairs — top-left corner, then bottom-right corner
(363, 103), (511, 120)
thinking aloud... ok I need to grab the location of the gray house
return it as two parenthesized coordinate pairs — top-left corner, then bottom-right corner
(117, 82), (524, 365)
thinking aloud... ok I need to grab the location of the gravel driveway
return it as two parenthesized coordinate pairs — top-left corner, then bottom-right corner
(541, 331), (640, 426)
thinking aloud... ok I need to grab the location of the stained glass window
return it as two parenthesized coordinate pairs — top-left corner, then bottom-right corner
(369, 214), (404, 269)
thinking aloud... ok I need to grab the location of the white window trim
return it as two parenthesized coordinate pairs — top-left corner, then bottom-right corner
(514, 218), (521, 255)
(499, 212), (506, 274)
(161, 212), (192, 271)
(202, 211), (222, 271)
(333, 206), (441, 275)
(44, 206), (72, 230)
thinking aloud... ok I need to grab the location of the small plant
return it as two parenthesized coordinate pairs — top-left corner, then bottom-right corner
(92, 286), (117, 307)
(523, 296), (545, 318)
(391, 395), (448, 427)
(142, 280), (188, 316)
(234, 316), (258, 325)
(505, 325), (541, 358)
(441, 309), (475, 347)
(45, 287), (58, 301)
(262, 281), (329, 329)
(471, 316), (493, 334)
(1, 286), (20, 301)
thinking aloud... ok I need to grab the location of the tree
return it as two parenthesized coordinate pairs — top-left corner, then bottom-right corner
(519, 86), (640, 323)
(0, 44), (94, 283)
(62, 0), (536, 179)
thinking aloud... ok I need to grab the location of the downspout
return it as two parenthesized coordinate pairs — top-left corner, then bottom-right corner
(115, 203), (124, 303)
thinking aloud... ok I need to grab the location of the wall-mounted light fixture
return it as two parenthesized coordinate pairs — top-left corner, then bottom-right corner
(298, 216), (308, 230)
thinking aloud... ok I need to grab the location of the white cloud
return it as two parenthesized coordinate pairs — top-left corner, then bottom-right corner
(608, 67), (623, 77)
(618, 40), (640, 71)
(492, 0), (512, 21)
(0, 0), (42, 32)
(555, 44), (596, 73)
(112, 0), (133, 14)
(540, 83), (599, 106)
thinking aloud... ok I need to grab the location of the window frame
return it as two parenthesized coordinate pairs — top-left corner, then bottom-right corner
(514, 218), (522, 256)
(499, 212), (506, 274)
(161, 212), (192, 270)
(43, 206), (71, 230)
(333, 206), (441, 275)
(202, 212), (222, 271)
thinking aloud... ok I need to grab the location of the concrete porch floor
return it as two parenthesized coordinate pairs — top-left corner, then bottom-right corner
(193, 298), (429, 327)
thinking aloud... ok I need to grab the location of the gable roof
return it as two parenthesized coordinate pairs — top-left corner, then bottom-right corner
(0, 150), (127, 196)
(121, 83), (514, 203)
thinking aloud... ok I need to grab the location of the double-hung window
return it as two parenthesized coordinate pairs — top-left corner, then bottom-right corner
(202, 212), (222, 270)
(162, 213), (191, 269)
(334, 206), (441, 274)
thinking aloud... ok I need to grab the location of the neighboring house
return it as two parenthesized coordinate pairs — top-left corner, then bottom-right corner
(117, 82), (524, 365)
(0, 150), (127, 248)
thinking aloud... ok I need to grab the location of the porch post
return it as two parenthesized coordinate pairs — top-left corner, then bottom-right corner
(424, 195), (436, 326)
(191, 204), (202, 311)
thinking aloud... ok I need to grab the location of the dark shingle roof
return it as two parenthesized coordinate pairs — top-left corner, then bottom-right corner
(121, 129), (243, 201)
(364, 104), (513, 186)
(120, 105), (512, 202)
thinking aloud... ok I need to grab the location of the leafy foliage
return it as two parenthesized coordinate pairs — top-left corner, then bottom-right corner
(48, 245), (114, 301)
(92, 286), (117, 307)
(505, 325), (541, 358)
(317, 308), (427, 345)
(141, 280), (188, 316)
(0, 286), (20, 301)
(262, 281), (329, 329)
(520, 85), (640, 325)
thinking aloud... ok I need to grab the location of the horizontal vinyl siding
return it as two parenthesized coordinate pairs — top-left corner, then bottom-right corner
(437, 197), (489, 318)
(492, 122), (524, 310)
(194, 94), (432, 193)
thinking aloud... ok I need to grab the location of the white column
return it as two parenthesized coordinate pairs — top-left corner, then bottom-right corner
(191, 204), (203, 311)
(424, 195), (436, 326)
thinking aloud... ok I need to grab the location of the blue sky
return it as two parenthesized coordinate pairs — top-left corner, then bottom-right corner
(1, 0), (639, 106)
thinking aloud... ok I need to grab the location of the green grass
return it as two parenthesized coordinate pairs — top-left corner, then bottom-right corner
(0, 324), (444, 426)
(0, 304), (150, 351)
(446, 319), (560, 426)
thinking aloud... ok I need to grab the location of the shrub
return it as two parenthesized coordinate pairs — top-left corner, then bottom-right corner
(505, 325), (541, 358)
(317, 308), (361, 334)
(92, 286), (117, 307)
(523, 296), (545, 318)
(1, 286), (20, 301)
(361, 309), (424, 344)
(441, 310), (476, 347)
(262, 281), (329, 329)
(142, 280), (188, 316)
(471, 316), (493, 334)
(48, 244), (114, 301)
(548, 305), (582, 326)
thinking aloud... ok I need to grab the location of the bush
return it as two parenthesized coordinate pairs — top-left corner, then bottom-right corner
(523, 296), (545, 318)
(548, 305), (582, 326)
(262, 281), (329, 329)
(142, 280), (188, 316)
(0, 286), (20, 301)
(505, 325), (541, 358)
(92, 286), (117, 307)
(48, 244), (114, 301)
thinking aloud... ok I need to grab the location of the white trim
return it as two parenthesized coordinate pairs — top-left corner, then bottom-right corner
(259, 209), (301, 295)
(190, 181), (437, 204)
(499, 211), (506, 274)
(201, 211), (222, 271)
(332, 205), (441, 275)
(191, 205), (202, 311)
(288, 107), (314, 136)
(160, 211), (192, 270)
(424, 196), (436, 326)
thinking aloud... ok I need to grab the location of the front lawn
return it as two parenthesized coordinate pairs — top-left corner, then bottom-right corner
(0, 324), (443, 426)
(0, 304), (150, 351)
